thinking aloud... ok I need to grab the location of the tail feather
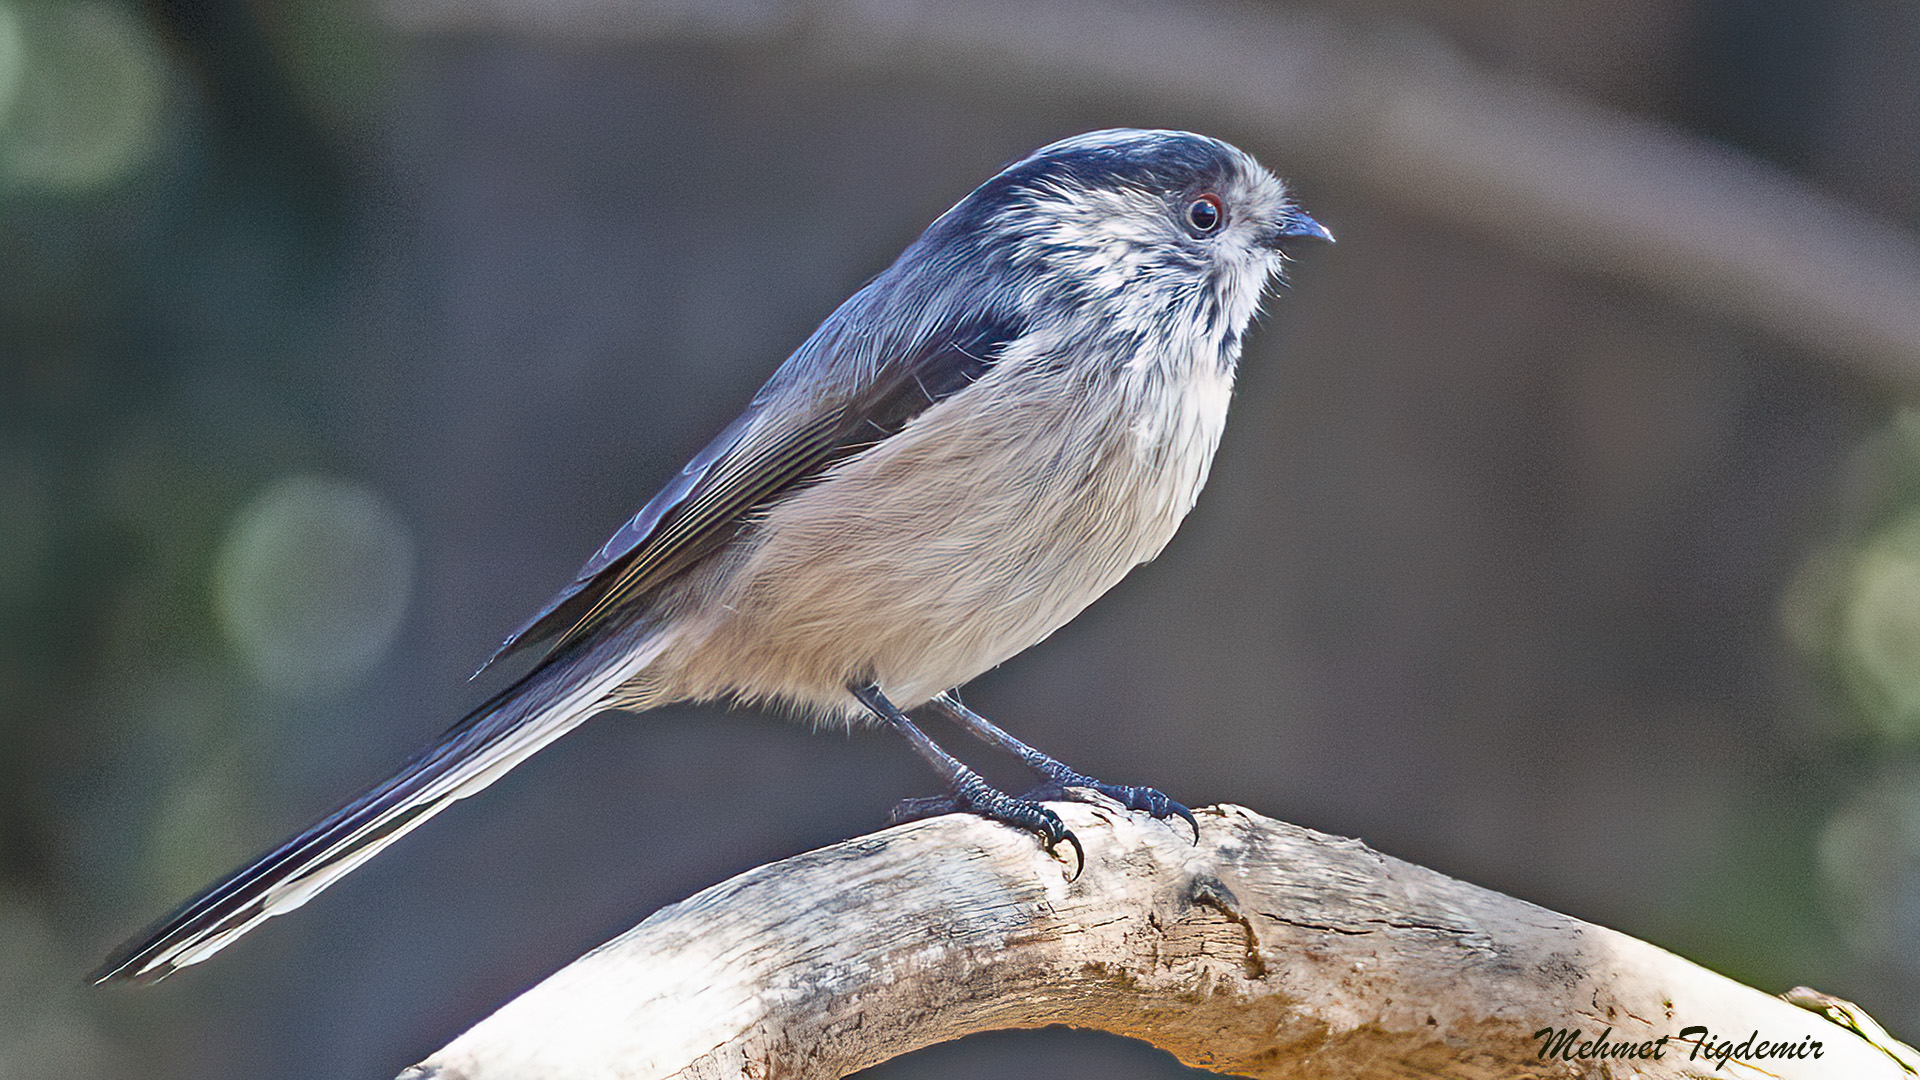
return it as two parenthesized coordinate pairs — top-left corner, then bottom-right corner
(93, 622), (668, 984)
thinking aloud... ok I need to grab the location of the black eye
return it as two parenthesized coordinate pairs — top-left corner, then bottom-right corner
(1187, 193), (1224, 233)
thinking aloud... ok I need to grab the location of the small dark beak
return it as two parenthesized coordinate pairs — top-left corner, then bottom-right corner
(1268, 209), (1334, 251)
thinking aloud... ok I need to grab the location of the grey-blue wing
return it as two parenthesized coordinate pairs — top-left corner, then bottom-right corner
(475, 403), (835, 673)
(479, 315), (1020, 674)
(93, 312), (1021, 982)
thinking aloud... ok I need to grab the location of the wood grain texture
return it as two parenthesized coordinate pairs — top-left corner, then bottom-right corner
(402, 803), (1912, 1079)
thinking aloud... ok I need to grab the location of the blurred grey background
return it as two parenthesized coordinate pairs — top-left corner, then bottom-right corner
(3, 0), (1920, 1076)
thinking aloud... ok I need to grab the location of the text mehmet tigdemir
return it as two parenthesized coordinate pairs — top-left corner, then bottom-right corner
(1533, 1024), (1825, 1069)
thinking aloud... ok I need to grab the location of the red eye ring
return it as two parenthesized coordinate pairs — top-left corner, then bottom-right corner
(1187, 193), (1225, 233)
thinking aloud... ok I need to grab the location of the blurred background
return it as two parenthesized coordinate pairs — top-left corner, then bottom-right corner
(3, 0), (1919, 1075)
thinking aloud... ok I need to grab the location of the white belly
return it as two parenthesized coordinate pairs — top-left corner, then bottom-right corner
(644, 356), (1236, 722)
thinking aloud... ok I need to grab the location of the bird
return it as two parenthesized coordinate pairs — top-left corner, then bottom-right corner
(94, 128), (1331, 984)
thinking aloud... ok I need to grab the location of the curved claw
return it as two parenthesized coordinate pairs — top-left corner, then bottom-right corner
(1050, 826), (1085, 880)
(902, 772), (1087, 878)
(1122, 788), (1199, 843)
(1168, 802), (1200, 845)
(1028, 777), (1199, 844)
(989, 799), (1083, 878)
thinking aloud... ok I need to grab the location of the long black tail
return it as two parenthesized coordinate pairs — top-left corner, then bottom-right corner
(93, 621), (667, 984)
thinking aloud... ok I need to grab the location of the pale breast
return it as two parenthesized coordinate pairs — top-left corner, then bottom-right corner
(644, 341), (1237, 723)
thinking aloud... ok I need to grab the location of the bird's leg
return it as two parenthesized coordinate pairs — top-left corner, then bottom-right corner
(851, 683), (1082, 875)
(928, 691), (1198, 842)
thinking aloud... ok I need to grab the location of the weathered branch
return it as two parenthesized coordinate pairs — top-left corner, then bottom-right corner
(400, 802), (1916, 1079)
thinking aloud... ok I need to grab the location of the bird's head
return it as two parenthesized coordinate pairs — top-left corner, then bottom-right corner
(926, 129), (1329, 338)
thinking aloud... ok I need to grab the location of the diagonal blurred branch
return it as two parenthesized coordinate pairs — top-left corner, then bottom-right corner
(379, 0), (1920, 391)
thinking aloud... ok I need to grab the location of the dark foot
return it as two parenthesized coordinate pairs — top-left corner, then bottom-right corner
(925, 692), (1198, 843)
(889, 769), (1084, 877)
(1024, 772), (1199, 844)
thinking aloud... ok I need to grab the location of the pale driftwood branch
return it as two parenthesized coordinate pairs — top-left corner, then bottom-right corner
(379, 0), (1920, 390)
(400, 802), (1916, 1080)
